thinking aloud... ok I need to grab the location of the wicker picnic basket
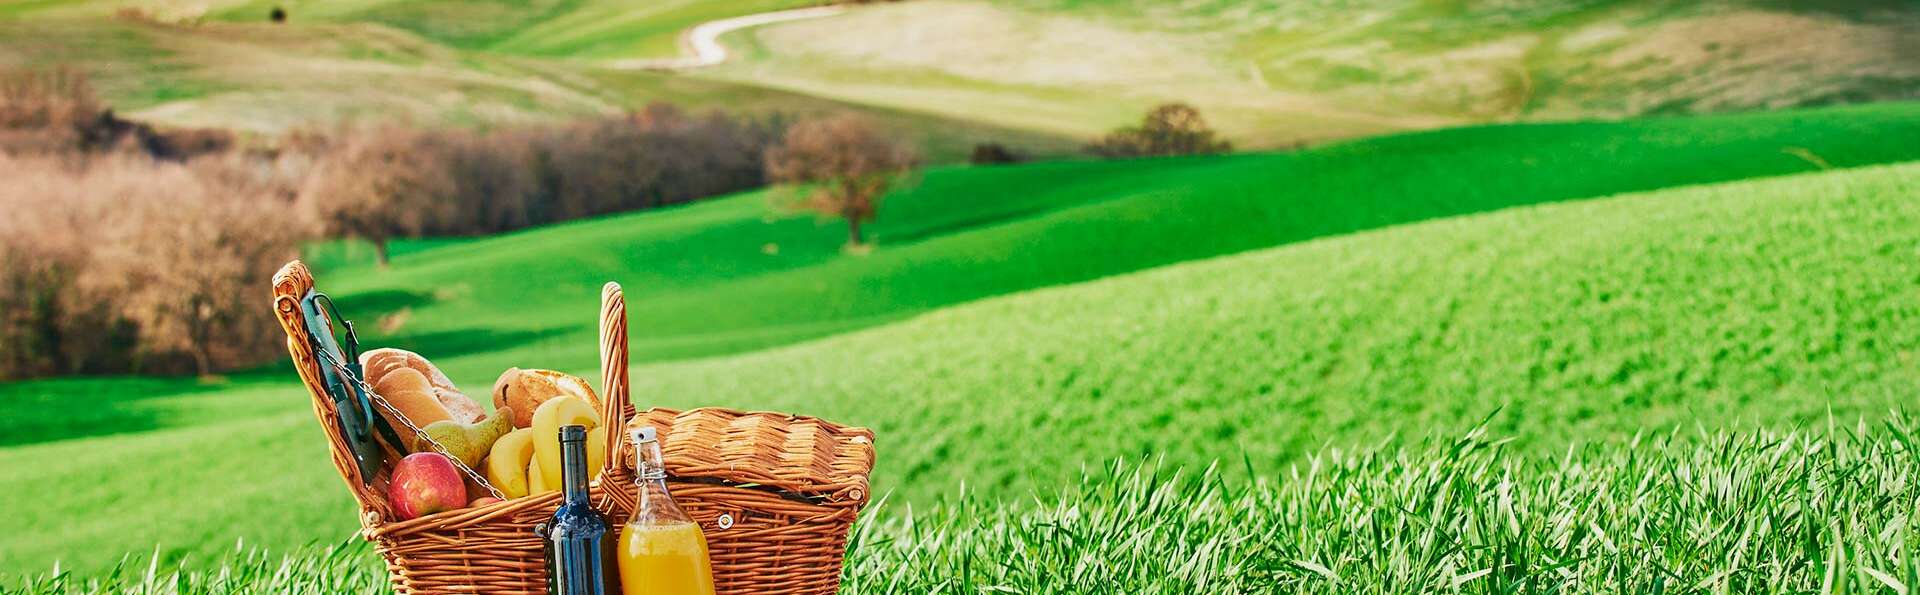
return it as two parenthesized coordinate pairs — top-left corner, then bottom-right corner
(270, 260), (875, 594)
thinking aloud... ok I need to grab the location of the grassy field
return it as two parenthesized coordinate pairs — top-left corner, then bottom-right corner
(710, 0), (1920, 146)
(2, 104), (1919, 580)
(16, 421), (1920, 593)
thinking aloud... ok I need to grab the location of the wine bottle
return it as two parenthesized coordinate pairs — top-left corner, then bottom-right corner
(543, 424), (616, 595)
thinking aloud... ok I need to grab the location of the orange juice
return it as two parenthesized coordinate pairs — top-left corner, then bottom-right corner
(616, 521), (716, 595)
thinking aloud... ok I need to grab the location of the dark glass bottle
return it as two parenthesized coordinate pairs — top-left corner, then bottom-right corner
(542, 424), (616, 595)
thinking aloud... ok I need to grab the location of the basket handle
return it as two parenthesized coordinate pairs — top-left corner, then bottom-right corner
(598, 282), (634, 477)
(272, 260), (390, 521)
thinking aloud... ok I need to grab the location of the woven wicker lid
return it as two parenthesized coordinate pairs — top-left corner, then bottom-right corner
(632, 407), (875, 507)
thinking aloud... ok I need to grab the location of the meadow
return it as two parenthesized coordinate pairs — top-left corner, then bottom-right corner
(3, 104), (1919, 584)
(19, 416), (1920, 593)
(4, 1), (1920, 590)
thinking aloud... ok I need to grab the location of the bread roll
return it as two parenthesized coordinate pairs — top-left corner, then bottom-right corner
(492, 368), (600, 429)
(360, 348), (484, 425)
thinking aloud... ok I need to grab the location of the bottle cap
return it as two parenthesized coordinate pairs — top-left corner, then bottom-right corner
(631, 426), (658, 444)
(559, 424), (587, 443)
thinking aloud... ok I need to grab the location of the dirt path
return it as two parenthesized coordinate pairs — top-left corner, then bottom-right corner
(610, 5), (847, 71)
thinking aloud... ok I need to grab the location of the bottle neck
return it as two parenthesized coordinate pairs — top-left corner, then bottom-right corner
(636, 439), (666, 483)
(631, 439), (689, 523)
(561, 437), (591, 506)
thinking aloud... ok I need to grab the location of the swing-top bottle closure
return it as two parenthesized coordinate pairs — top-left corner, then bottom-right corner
(632, 427), (665, 481)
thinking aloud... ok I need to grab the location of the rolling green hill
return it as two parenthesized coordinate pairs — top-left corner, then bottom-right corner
(1, 104), (1918, 576)
(325, 102), (1920, 372)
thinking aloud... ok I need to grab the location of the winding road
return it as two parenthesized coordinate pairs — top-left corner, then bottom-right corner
(611, 5), (847, 71)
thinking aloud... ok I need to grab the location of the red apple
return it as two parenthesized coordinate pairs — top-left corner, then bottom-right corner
(469, 496), (504, 508)
(388, 452), (466, 520)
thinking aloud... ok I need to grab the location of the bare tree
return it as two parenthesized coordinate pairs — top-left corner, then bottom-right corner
(299, 124), (456, 266)
(764, 113), (918, 248)
(1086, 102), (1233, 158)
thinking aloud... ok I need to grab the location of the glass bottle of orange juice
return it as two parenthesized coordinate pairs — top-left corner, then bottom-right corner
(617, 427), (717, 595)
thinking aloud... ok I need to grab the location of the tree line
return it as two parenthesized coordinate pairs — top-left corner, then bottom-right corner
(0, 67), (917, 379)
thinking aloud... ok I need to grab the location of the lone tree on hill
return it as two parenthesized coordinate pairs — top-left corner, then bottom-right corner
(1086, 102), (1233, 158)
(765, 113), (918, 249)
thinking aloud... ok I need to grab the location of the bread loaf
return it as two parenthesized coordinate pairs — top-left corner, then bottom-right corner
(362, 348), (461, 396)
(492, 368), (600, 429)
(370, 368), (453, 443)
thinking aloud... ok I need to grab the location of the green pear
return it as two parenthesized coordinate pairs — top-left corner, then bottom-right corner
(419, 407), (514, 467)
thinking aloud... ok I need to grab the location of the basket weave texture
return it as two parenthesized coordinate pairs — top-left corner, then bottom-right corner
(271, 260), (875, 594)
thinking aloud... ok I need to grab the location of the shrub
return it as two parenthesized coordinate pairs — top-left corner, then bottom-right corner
(765, 112), (919, 248)
(0, 153), (306, 378)
(529, 103), (780, 222)
(298, 124), (460, 266)
(0, 66), (233, 159)
(1085, 103), (1233, 159)
(969, 142), (1026, 165)
(297, 103), (783, 255)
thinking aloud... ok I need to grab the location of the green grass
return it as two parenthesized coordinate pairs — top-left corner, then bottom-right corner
(3, 105), (1919, 577)
(13, 421), (1920, 593)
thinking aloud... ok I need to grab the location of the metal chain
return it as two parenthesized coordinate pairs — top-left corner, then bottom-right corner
(316, 349), (507, 500)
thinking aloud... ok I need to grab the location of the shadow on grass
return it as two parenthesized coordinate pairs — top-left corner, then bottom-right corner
(330, 289), (434, 318)
(361, 326), (579, 362)
(0, 376), (236, 447)
(0, 326), (573, 448)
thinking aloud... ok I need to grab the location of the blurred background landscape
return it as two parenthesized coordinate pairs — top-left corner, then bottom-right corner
(2, 0), (1919, 592)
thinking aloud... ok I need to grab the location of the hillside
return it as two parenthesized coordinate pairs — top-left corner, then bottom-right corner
(324, 102), (1920, 376)
(0, 12), (1077, 161)
(2, 105), (1918, 574)
(6, 0), (1914, 154)
(0, 0), (813, 59)
(712, 0), (1920, 146)
(635, 161), (1920, 495)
